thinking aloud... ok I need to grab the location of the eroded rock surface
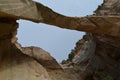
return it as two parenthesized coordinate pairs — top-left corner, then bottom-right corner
(0, 0), (120, 80)
(22, 46), (62, 69)
(0, 19), (79, 80)
(0, 20), (51, 80)
(62, 1), (120, 79)
(62, 34), (119, 80)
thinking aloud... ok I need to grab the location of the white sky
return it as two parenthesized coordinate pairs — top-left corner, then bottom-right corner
(17, 0), (103, 62)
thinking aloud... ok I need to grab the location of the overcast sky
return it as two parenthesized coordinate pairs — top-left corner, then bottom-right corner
(17, 0), (103, 62)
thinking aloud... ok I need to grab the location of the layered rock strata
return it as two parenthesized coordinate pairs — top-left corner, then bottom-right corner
(63, 0), (120, 80)
(65, 34), (120, 80)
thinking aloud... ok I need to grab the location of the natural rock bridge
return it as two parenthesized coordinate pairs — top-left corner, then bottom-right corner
(0, 0), (120, 80)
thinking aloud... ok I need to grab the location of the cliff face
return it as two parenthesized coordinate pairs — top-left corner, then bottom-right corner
(96, 0), (120, 15)
(0, 0), (120, 80)
(65, 34), (120, 80)
(64, 0), (120, 80)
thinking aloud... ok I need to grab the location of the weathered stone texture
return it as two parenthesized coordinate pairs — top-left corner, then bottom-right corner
(0, 0), (120, 80)
(22, 46), (62, 69)
(65, 2), (120, 78)
(96, 0), (120, 16)
(0, 20), (78, 80)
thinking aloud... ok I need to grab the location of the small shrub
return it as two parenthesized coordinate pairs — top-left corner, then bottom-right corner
(68, 53), (74, 61)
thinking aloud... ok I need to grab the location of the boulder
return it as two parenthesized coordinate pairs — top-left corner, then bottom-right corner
(22, 46), (62, 69)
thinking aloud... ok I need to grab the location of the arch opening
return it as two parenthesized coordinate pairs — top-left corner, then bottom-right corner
(17, 0), (103, 62)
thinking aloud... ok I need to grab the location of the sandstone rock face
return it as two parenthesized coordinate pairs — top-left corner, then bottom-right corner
(0, 21), (51, 80)
(96, 0), (120, 16)
(0, 52), (51, 80)
(65, 34), (120, 80)
(22, 46), (62, 69)
(63, 0), (120, 80)
(0, 0), (120, 80)
(0, 0), (42, 22)
(0, 19), (79, 80)
(72, 39), (96, 65)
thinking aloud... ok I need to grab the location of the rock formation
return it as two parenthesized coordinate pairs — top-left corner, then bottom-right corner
(0, 19), (78, 80)
(63, 0), (120, 80)
(0, 0), (120, 80)
(65, 34), (120, 80)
